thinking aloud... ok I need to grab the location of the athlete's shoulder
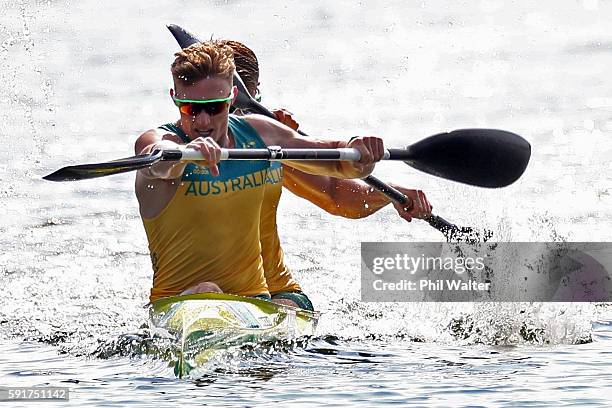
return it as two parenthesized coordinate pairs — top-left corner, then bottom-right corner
(135, 124), (184, 155)
(241, 114), (290, 146)
(135, 129), (160, 155)
(241, 113), (279, 128)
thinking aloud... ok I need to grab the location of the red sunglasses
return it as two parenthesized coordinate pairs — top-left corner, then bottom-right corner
(173, 93), (233, 117)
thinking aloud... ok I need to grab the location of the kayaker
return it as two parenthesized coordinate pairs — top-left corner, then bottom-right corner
(222, 40), (433, 310)
(135, 41), (385, 305)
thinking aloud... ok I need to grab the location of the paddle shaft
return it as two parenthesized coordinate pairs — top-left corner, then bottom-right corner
(170, 147), (459, 233)
(171, 146), (481, 163)
(176, 146), (422, 161)
(360, 173), (458, 233)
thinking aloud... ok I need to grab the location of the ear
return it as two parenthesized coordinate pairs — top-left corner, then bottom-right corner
(231, 85), (238, 103)
(169, 88), (175, 98)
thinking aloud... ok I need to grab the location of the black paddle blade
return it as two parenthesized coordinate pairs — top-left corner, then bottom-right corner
(167, 24), (200, 48)
(398, 129), (531, 188)
(43, 151), (162, 182)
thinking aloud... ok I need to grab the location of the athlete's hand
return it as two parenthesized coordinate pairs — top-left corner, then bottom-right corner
(272, 108), (300, 131)
(186, 137), (222, 177)
(390, 186), (433, 222)
(347, 136), (385, 176)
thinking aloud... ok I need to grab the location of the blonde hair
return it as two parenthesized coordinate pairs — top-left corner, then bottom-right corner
(221, 40), (259, 97)
(171, 40), (235, 85)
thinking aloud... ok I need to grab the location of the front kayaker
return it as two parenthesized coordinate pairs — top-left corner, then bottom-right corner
(135, 41), (385, 304)
(223, 40), (433, 310)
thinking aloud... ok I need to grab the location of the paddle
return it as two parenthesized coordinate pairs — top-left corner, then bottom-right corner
(43, 133), (527, 185)
(166, 24), (529, 241)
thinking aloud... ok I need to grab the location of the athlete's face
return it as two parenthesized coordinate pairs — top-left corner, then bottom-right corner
(172, 76), (236, 145)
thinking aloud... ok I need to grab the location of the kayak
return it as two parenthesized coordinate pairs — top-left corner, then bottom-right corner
(149, 292), (320, 377)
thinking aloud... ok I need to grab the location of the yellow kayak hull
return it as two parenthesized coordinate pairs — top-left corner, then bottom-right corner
(150, 293), (319, 376)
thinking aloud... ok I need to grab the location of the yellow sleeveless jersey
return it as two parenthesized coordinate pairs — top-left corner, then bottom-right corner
(144, 116), (272, 302)
(260, 162), (302, 294)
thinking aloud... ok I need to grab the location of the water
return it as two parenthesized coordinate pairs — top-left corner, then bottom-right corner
(1, 0), (612, 405)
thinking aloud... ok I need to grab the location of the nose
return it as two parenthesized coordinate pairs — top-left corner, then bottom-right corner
(192, 109), (212, 127)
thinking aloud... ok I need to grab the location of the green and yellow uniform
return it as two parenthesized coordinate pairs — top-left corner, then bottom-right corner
(144, 116), (272, 302)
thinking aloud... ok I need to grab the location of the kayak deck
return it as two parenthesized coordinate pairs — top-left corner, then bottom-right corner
(150, 293), (319, 377)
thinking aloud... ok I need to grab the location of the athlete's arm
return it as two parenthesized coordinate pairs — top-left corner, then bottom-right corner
(134, 129), (188, 180)
(271, 108), (433, 220)
(244, 115), (383, 179)
(283, 167), (432, 220)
